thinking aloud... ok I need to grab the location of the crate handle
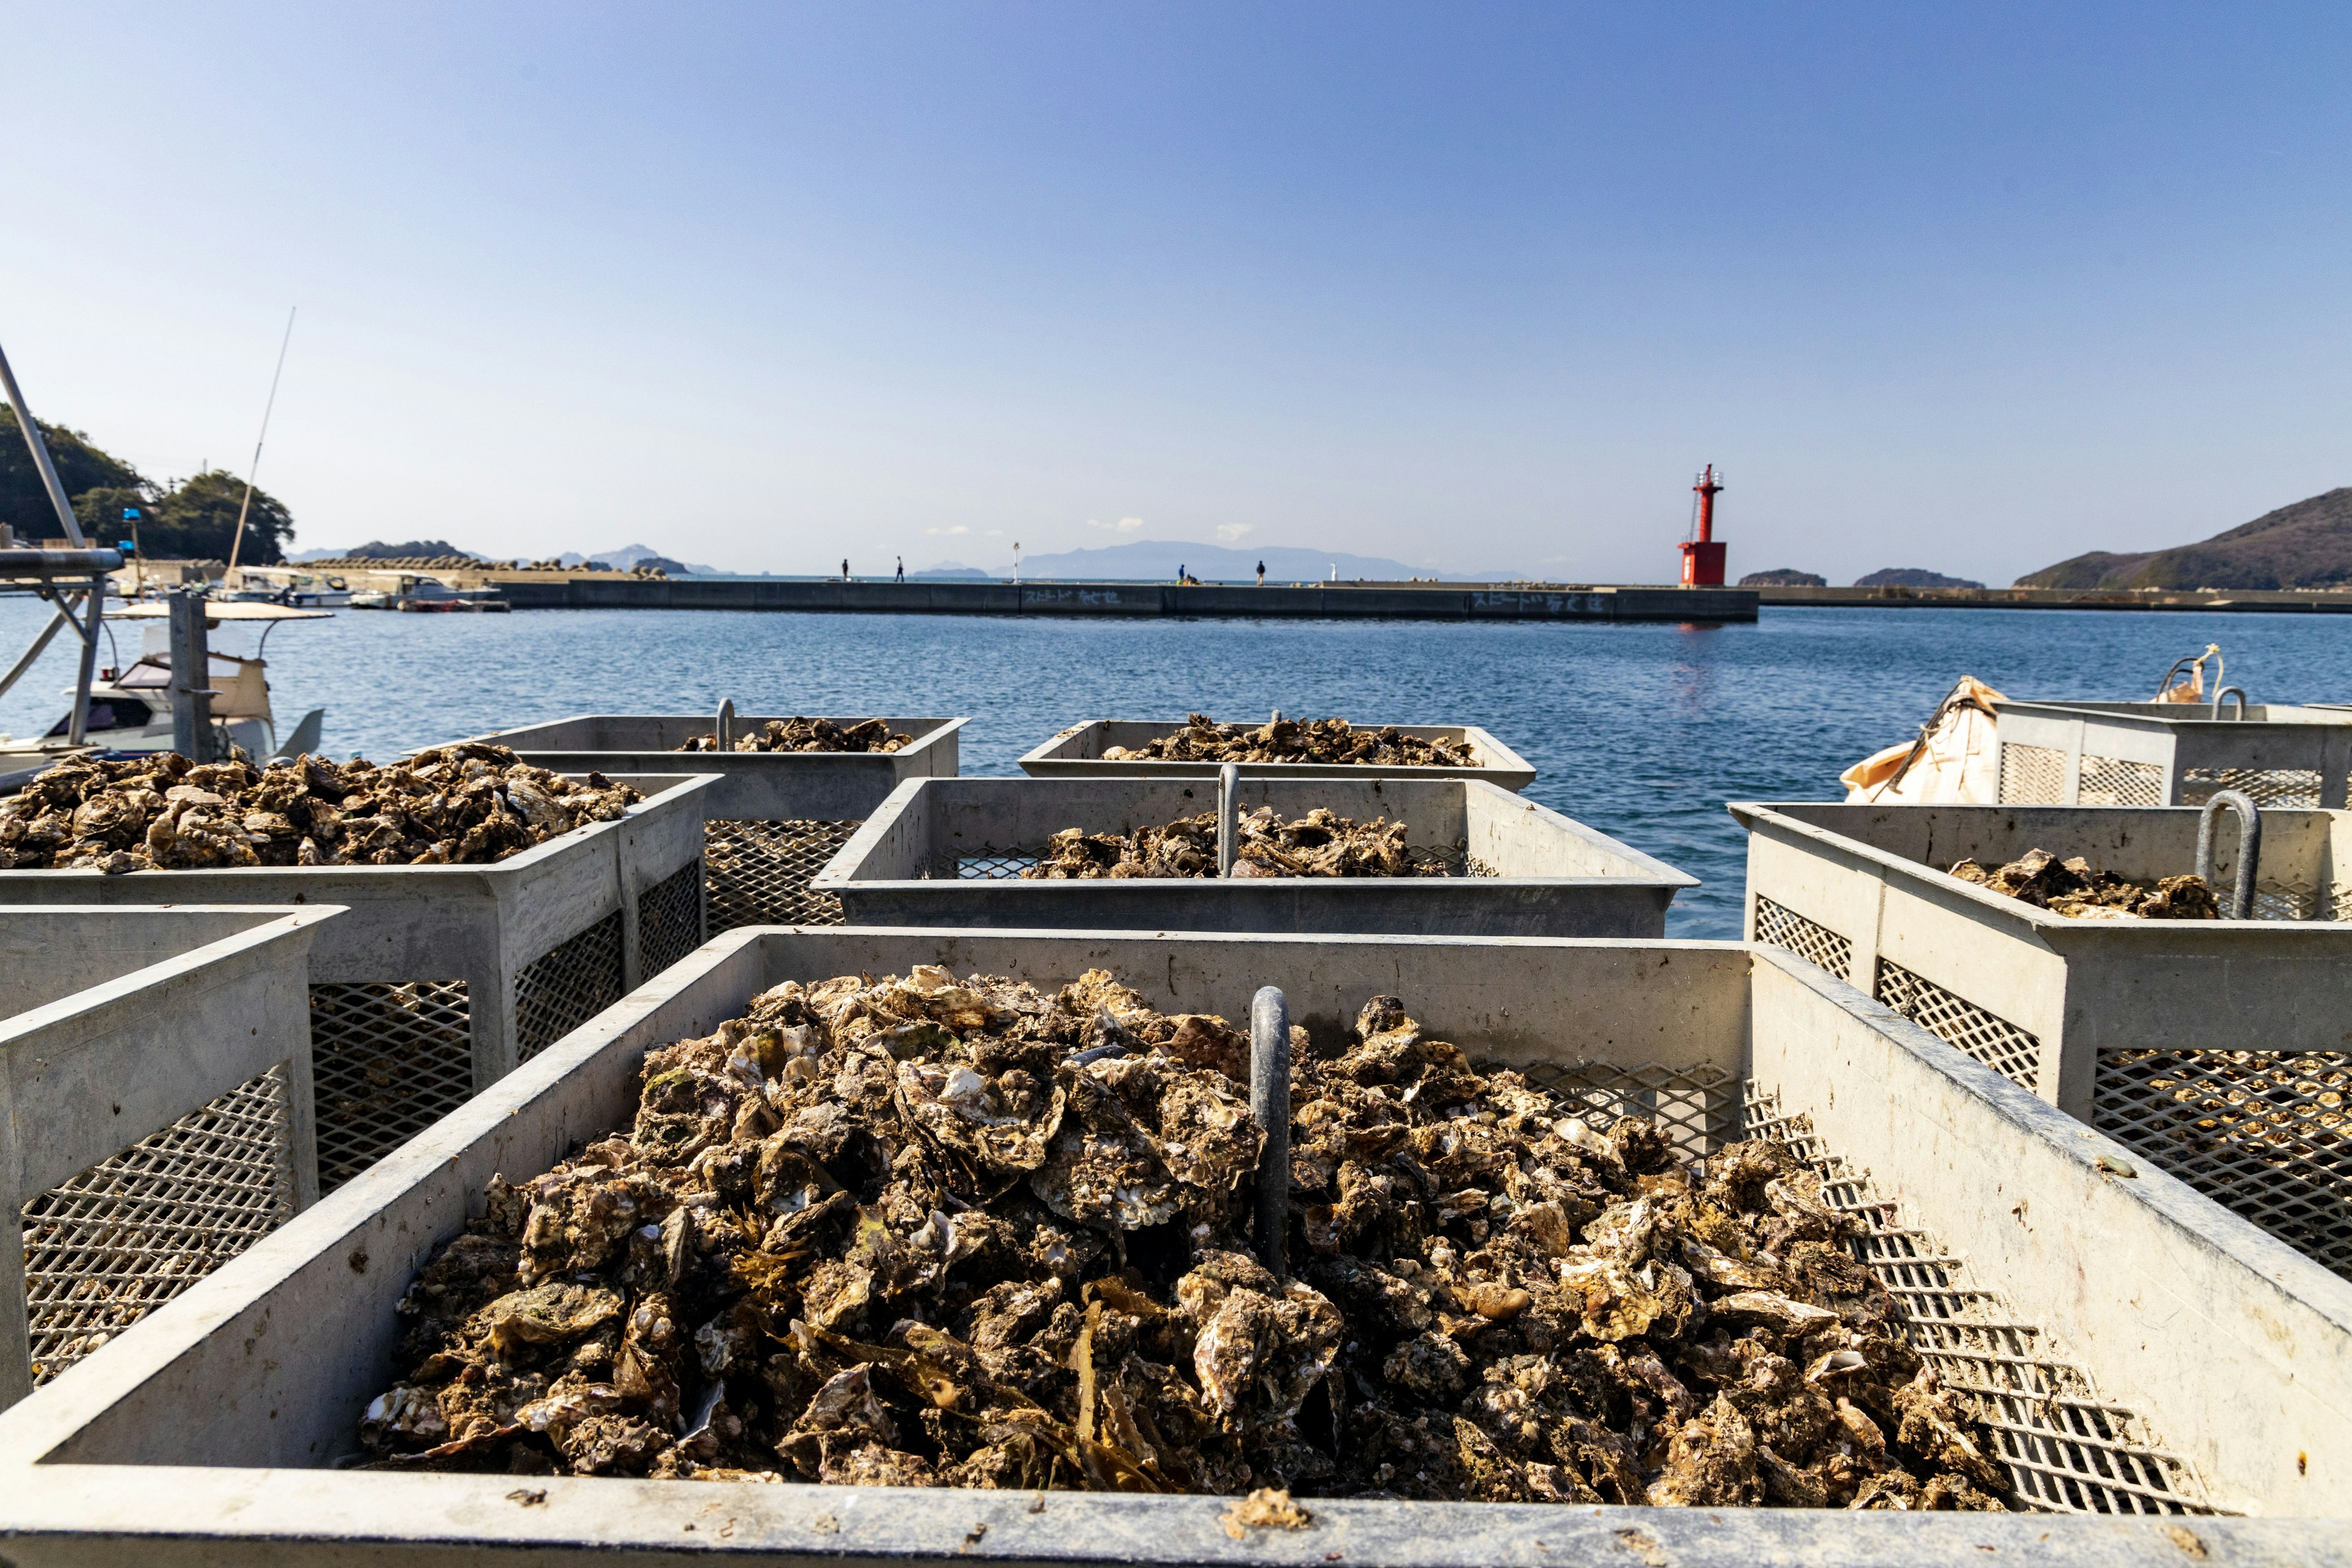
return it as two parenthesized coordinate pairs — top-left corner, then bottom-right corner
(1217, 762), (1239, 877)
(2195, 789), (2260, 919)
(715, 698), (735, 750)
(1251, 985), (1291, 1278)
(2214, 686), (2247, 720)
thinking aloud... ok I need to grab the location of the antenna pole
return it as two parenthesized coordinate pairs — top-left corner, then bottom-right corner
(226, 307), (297, 575)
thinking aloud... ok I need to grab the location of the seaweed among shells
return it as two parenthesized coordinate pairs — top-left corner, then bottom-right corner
(361, 970), (2012, 1510)
(1103, 714), (1475, 769)
(0, 746), (639, 874)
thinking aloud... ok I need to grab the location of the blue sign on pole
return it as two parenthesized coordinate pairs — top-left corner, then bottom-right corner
(119, 540), (137, 554)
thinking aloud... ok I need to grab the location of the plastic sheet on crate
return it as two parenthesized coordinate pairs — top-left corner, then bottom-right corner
(2182, 767), (2325, 810)
(2094, 1047), (2352, 1280)
(1876, 959), (2043, 1093)
(310, 982), (473, 1192)
(1752, 894), (1854, 982)
(1744, 1086), (2212, 1515)
(704, 819), (859, 930)
(515, 913), (625, 1063)
(1998, 743), (2069, 805)
(2077, 755), (2166, 808)
(20, 1066), (293, 1387)
(635, 858), (704, 979)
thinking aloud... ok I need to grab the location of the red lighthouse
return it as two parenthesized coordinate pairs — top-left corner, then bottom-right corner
(1679, 464), (1726, 587)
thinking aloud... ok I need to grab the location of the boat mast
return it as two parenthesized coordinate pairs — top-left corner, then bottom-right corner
(225, 306), (297, 577)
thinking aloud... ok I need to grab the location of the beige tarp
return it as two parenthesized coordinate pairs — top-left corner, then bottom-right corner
(1841, 676), (2007, 805)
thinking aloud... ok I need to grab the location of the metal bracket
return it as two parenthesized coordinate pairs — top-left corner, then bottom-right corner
(2195, 789), (2260, 919)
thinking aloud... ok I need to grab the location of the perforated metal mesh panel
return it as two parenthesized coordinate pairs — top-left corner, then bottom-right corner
(1514, 1059), (1734, 1157)
(1875, 959), (2043, 1093)
(21, 1066), (294, 1386)
(2183, 767), (2323, 809)
(636, 858), (704, 978)
(309, 982), (473, 1193)
(2077, 755), (2166, 807)
(2094, 1048), (2352, 1280)
(514, 912), (625, 1063)
(1744, 1086), (2211, 1514)
(1751, 894), (1853, 982)
(1998, 743), (2068, 805)
(705, 819), (860, 930)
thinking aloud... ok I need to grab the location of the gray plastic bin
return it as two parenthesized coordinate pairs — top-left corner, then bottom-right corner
(0, 929), (2342, 1559)
(1020, 717), (1537, 791)
(441, 714), (965, 930)
(1732, 800), (2352, 1280)
(0, 773), (712, 1192)
(0, 904), (338, 1407)
(1994, 699), (2352, 807)
(813, 775), (1692, 935)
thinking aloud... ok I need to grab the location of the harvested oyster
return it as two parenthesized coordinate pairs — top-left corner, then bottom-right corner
(1948, 850), (2219, 920)
(0, 747), (638, 873)
(1025, 806), (1441, 880)
(1104, 714), (1477, 769)
(678, 717), (910, 754)
(361, 972), (2011, 1512)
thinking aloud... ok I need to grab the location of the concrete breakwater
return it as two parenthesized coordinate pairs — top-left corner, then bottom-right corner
(484, 576), (1760, 621)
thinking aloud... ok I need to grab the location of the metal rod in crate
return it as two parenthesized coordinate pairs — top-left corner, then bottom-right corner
(1217, 762), (1238, 877)
(1251, 984), (1290, 1278)
(715, 698), (734, 751)
(2195, 789), (2260, 919)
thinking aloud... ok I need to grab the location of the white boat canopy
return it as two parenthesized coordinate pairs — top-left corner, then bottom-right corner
(107, 602), (333, 622)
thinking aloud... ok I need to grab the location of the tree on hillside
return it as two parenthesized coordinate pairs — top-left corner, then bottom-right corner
(146, 469), (295, 563)
(0, 407), (148, 537)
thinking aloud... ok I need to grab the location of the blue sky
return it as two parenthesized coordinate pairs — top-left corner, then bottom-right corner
(3, 4), (2346, 582)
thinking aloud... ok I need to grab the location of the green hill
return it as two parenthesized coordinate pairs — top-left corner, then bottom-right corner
(2019, 487), (2352, 590)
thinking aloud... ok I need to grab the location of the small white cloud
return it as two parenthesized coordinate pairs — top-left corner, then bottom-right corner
(925, 524), (970, 537)
(1216, 523), (1254, 542)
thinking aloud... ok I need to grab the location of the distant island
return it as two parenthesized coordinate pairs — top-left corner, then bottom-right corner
(290, 540), (717, 575)
(2019, 487), (2352, 590)
(1738, 568), (1826, 587)
(1856, 567), (1985, 589)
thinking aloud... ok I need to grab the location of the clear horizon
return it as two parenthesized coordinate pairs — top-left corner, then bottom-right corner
(4, 4), (2346, 585)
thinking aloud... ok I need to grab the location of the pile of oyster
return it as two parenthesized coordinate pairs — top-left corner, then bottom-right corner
(1948, 849), (2218, 920)
(1104, 714), (1476, 769)
(1024, 807), (1443, 880)
(678, 718), (911, 754)
(360, 970), (2010, 1510)
(0, 745), (639, 873)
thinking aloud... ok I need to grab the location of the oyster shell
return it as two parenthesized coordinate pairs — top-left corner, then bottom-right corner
(677, 717), (910, 754)
(1950, 849), (2219, 921)
(1102, 714), (1476, 769)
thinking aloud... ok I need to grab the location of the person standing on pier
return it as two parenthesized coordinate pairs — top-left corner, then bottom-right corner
(895, 556), (904, 582)
(1177, 562), (1186, 584)
(1256, 560), (1265, 586)
(841, 558), (850, 581)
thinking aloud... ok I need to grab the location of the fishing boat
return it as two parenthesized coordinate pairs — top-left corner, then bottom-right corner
(219, 564), (354, 608)
(0, 601), (328, 781)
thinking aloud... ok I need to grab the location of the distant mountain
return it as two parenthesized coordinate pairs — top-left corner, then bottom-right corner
(2019, 488), (2352, 590)
(1856, 567), (1984, 589)
(1740, 568), (1826, 587)
(913, 560), (992, 579)
(1002, 540), (1506, 582)
(570, 543), (718, 575)
(291, 539), (481, 562)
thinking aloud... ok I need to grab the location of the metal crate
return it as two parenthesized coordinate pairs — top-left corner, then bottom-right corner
(0, 930), (2342, 1558)
(1994, 700), (2352, 809)
(1020, 717), (1537, 791)
(439, 714), (964, 932)
(815, 775), (1694, 936)
(0, 905), (336, 1408)
(1733, 801), (2352, 1280)
(0, 773), (713, 1193)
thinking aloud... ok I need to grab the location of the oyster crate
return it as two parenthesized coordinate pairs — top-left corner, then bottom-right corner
(0, 930), (2343, 1561)
(1020, 718), (1538, 791)
(443, 714), (965, 930)
(0, 904), (338, 1408)
(0, 773), (714, 1194)
(1994, 699), (2352, 808)
(1732, 801), (2352, 1281)
(813, 775), (1693, 936)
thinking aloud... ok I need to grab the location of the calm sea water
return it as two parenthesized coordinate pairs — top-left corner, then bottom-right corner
(4, 597), (2346, 937)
